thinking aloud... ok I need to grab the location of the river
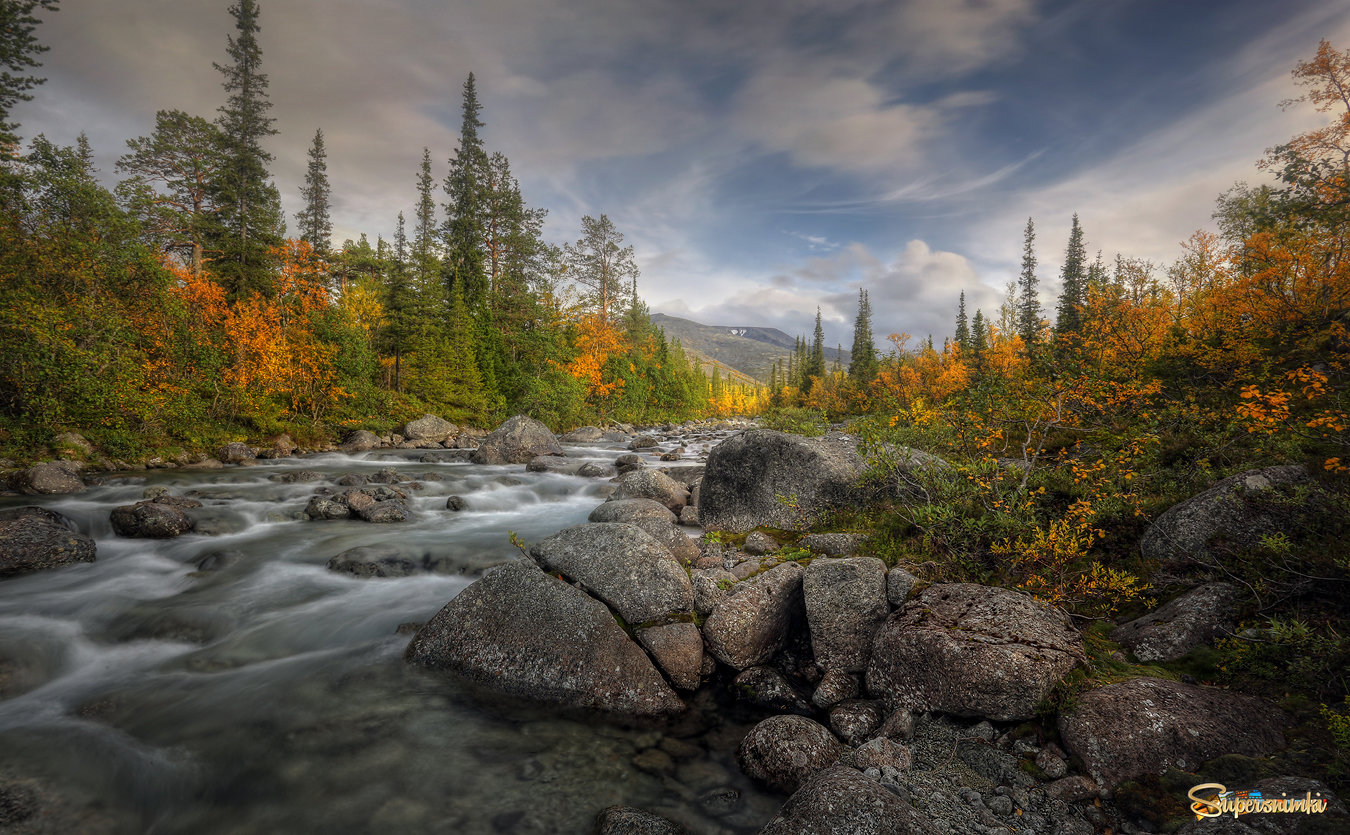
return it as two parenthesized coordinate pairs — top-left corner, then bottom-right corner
(0, 433), (783, 834)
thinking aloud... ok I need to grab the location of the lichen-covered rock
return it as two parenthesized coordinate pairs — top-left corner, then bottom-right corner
(758, 766), (939, 835)
(18, 461), (85, 495)
(1058, 677), (1288, 790)
(886, 567), (917, 607)
(866, 583), (1084, 721)
(470, 414), (563, 465)
(702, 562), (803, 670)
(1140, 465), (1321, 567)
(326, 544), (420, 578)
(1113, 582), (1241, 662)
(588, 498), (677, 526)
(577, 461), (617, 478)
(405, 560), (683, 717)
(525, 454), (580, 474)
(306, 496), (352, 520)
(216, 442), (256, 463)
(341, 429), (380, 452)
(733, 666), (813, 715)
(798, 533), (864, 556)
(110, 501), (194, 538)
(595, 806), (685, 835)
(849, 737), (911, 772)
(0, 509), (96, 579)
(608, 469), (689, 512)
(402, 414), (457, 442)
(559, 425), (605, 443)
(828, 699), (883, 746)
(691, 568), (735, 617)
(636, 622), (704, 692)
(744, 531), (778, 555)
(528, 523), (693, 624)
(735, 715), (843, 794)
(699, 430), (886, 532)
(811, 669), (860, 709)
(629, 434), (661, 450)
(803, 556), (889, 673)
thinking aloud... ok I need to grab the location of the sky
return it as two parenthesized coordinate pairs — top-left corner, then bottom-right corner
(13, 0), (1350, 349)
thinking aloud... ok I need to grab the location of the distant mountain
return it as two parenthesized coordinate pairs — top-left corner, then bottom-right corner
(651, 312), (848, 384)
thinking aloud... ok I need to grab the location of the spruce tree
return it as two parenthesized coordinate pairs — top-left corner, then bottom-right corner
(1055, 213), (1087, 338)
(848, 289), (878, 382)
(413, 147), (438, 288)
(954, 290), (971, 354)
(1015, 217), (1040, 355)
(971, 309), (987, 369)
(807, 308), (826, 384)
(382, 212), (416, 391)
(211, 0), (282, 297)
(442, 72), (488, 308)
(297, 127), (331, 255)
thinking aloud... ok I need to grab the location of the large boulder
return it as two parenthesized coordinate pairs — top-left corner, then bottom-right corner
(588, 498), (677, 526)
(405, 560), (683, 717)
(18, 461), (85, 495)
(559, 425), (605, 443)
(1059, 677), (1287, 791)
(866, 583), (1084, 721)
(110, 501), (194, 538)
(0, 509), (96, 579)
(703, 562), (804, 670)
(326, 544), (421, 578)
(698, 430), (882, 532)
(528, 523), (693, 625)
(759, 766), (938, 835)
(1140, 465), (1319, 567)
(803, 557), (889, 673)
(607, 469), (690, 513)
(735, 715), (843, 793)
(402, 414), (457, 442)
(216, 442), (256, 464)
(341, 429), (380, 452)
(470, 414), (563, 465)
(1112, 582), (1242, 662)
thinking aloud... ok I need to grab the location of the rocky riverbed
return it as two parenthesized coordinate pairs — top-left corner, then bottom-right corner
(0, 416), (1345, 834)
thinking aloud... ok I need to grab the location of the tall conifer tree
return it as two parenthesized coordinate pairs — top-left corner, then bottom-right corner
(1055, 213), (1087, 338)
(442, 73), (488, 308)
(297, 127), (331, 255)
(849, 289), (878, 381)
(1015, 217), (1040, 355)
(954, 290), (971, 354)
(211, 0), (282, 297)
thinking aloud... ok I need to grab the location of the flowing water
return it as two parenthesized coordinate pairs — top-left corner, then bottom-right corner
(0, 436), (783, 834)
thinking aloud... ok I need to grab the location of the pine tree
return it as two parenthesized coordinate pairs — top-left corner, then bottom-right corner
(807, 308), (827, 385)
(849, 289), (878, 382)
(1015, 217), (1040, 355)
(408, 280), (488, 420)
(1055, 213), (1087, 338)
(442, 72), (488, 308)
(971, 309), (988, 369)
(563, 214), (638, 320)
(382, 211), (417, 391)
(116, 109), (224, 276)
(0, 0), (58, 158)
(211, 0), (282, 297)
(297, 128), (331, 255)
(954, 290), (971, 354)
(413, 147), (438, 287)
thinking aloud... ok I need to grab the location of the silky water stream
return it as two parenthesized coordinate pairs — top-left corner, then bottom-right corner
(0, 438), (783, 834)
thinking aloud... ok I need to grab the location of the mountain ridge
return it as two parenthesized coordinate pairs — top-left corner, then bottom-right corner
(651, 312), (848, 384)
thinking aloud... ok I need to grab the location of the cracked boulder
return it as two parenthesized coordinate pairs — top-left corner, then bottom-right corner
(702, 561), (803, 670)
(528, 523), (693, 624)
(405, 560), (683, 717)
(803, 556), (889, 672)
(866, 583), (1084, 721)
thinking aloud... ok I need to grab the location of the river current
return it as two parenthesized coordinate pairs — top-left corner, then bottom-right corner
(0, 434), (783, 834)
